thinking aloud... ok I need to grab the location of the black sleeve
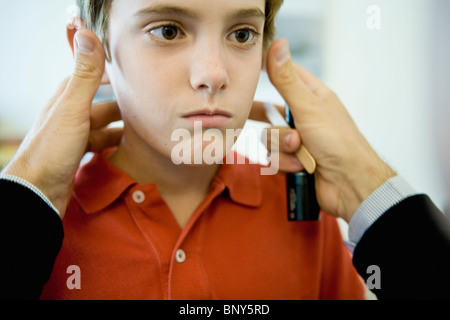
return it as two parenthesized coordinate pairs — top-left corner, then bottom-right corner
(353, 194), (450, 299)
(0, 180), (64, 300)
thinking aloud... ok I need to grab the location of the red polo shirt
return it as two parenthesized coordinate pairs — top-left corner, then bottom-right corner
(40, 151), (365, 300)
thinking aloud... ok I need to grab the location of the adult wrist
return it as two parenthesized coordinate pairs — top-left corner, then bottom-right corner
(341, 155), (396, 223)
(348, 175), (418, 247)
(2, 156), (69, 216)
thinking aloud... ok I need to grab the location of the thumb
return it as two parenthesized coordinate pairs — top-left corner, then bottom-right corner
(63, 29), (106, 107)
(266, 39), (318, 125)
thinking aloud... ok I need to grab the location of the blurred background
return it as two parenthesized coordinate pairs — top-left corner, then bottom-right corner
(0, 0), (448, 216)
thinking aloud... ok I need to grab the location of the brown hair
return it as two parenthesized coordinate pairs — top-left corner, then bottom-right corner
(77, 0), (284, 60)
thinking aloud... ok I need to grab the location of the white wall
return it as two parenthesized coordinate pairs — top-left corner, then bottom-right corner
(430, 0), (450, 205)
(0, 0), (75, 138)
(321, 0), (447, 210)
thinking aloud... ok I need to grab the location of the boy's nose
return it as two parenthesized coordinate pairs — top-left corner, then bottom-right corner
(190, 46), (230, 95)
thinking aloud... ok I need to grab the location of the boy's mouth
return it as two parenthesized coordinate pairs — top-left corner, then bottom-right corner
(183, 109), (232, 118)
(182, 109), (233, 128)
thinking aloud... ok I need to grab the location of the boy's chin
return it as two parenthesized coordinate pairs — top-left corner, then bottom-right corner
(170, 140), (234, 167)
(170, 153), (231, 167)
(171, 139), (232, 167)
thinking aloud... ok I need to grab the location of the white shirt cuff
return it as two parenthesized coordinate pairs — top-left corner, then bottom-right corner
(0, 174), (61, 217)
(346, 175), (417, 252)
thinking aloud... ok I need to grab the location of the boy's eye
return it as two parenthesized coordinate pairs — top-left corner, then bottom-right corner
(149, 25), (180, 40)
(230, 29), (255, 44)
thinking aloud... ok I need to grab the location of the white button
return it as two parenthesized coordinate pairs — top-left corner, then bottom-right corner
(175, 249), (186, 263)
(132, 190), (145, 204)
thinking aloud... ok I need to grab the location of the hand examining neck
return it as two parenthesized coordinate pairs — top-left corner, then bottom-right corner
(265, 39), (396, 223)
(1, 29), (107, 218)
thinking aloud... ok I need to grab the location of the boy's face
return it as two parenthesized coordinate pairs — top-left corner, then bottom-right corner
(105, 0), (266, 162)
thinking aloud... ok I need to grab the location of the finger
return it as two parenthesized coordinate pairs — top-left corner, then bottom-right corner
(291, 63), (329, 98)
(248, 101), (285, 123)
(33, 77), (71, 131)
(46, 77), (71, 109)
(60, 29), (106, 110)
(90, 101), (122, 130)
(262, 126), (284, 151)
(292, 62), (343, 112)
(266, 39), (319, 123)
(281, 129), (302, 153)
(271, 152), (304, 173)
(88, 127), (123, 152)
(264, 127), (301, 153)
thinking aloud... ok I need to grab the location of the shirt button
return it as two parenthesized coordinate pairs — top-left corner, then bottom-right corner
(132, 190), (145, 204)
(175, 249), (186, 263)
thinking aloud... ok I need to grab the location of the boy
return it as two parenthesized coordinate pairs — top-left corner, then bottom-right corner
(40, 0), (366, 299)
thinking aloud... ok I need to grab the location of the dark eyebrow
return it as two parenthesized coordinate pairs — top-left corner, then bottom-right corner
(134, 4), (199, 20)
(134, 5), (265, 23)
(227, 8), (266, 22)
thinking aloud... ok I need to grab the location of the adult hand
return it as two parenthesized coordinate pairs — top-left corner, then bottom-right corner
(248, 102), (306, 173)
(262, 39), (396, 223)
(1, 27), (122, 218)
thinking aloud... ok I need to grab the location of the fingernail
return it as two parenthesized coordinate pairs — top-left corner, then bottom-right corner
(75, 31), (95, 53)
(284, 133), (292, 148)
(276, 40), (290, 65)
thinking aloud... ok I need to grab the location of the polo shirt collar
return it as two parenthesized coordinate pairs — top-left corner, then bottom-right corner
(73, 152), (136, 214)
(73, 151), (263, 214)
(214, 156), (263, 208)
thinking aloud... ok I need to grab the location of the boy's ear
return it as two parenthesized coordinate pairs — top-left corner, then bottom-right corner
(66, 20), (111, 85)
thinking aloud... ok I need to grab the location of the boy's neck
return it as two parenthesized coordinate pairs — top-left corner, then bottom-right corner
(108, 128), (220, 227)
(109, 129), (221, 192)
